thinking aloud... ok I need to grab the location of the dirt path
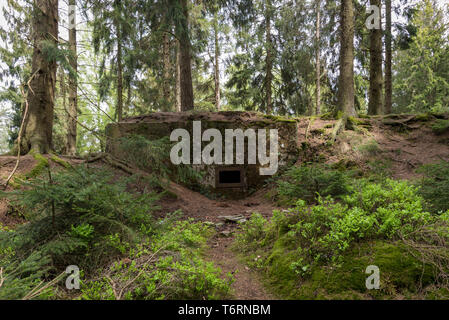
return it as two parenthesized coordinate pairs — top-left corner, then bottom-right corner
(163, 182), (278, 299)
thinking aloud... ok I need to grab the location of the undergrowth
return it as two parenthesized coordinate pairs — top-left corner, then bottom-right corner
(0, 166), (231, 299)
(235, 176), (449, 299)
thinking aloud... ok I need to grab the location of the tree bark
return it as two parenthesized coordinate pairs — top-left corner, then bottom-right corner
(384, 0), (392, 114)
(115, 14), (123, 121)
(162, 32), (171, 111)
(66, 0), (77, 155)
(21, 0), (59, 154)
(178, 0), (194, 111)
(315, 0), (321, 115)
(368, 0), (383, 115)
(213, 12), (221, 111)
(337, 0), (357, 118)
(175, 39), (182, 112)
(265, 0), (273, 114)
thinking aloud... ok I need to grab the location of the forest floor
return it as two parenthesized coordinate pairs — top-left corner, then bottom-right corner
(1, 114), (449, 299)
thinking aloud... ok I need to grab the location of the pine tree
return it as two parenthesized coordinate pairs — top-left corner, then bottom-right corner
(368, 0), (383, 115)
(384, 0), (392, 114)
(21, 0), (59, 154)
(66, 0), (78, 155)
(337, 0), (357, 118)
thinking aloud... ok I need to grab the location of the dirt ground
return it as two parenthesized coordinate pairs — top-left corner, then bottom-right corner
(1, 116), (449, 299)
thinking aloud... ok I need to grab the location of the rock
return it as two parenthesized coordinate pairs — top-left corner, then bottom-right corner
(220, 230), (233, 237)
(218, 214), (247, 223)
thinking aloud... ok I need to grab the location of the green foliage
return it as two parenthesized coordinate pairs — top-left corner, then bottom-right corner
(276, 164), (350, 205)
(357, 139), (381, 156)
(417, 161), (449, 213)
(0, 166), (232, 300)
(393, 0), (449, 113)
(80, 219), (233, 300)
(235, 178), (447, 298)
(0, 166), (161, 278)
(431, 119), (449, 135)
(117, 135), (203, 186)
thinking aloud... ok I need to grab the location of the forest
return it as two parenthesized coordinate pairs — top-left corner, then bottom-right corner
(0, 0), (449, 302)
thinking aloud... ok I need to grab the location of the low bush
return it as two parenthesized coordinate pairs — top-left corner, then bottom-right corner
(80, 219), (233, 300)
(117, 135), (203, 186)
(431, 119), (449, 135)
(235, 178), (449, 299)
(0, 166), (233, 300)
(416, 161), (449, 213)
(276, 164), (351, 205)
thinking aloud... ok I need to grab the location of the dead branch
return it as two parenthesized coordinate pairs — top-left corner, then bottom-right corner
(1, 70), (39, 190)
(0, 267), (4, 289)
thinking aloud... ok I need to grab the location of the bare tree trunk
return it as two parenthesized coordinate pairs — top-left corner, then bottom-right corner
(66, 0), (77, 155)
(368, 0), (383, 115)
(178, 0), (194, 111)
(384, 0), (392, 114)
(127, 84), (132, 111)
(337, 0), (357, 118)
(315, 0), (321, 115)
(116, 20), (123, 121)
(265, 0), (273, 114)
(21, 0), (58, 154)
(213, 13), (221, 111)
(162, 32), (171, 111)
(175, 39), (182, 112)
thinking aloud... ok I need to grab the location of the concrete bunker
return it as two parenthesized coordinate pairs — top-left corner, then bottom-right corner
(106, 111), (299, 199)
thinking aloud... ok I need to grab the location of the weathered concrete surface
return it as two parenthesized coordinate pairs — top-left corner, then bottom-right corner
(106, 111), (299, 199)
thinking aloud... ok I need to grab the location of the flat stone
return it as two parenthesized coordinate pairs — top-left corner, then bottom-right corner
(218, 214), (247, 223)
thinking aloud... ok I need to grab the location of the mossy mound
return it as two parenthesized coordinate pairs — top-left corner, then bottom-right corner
(265, 240), (442, 300)
(431, 119), (449, 135)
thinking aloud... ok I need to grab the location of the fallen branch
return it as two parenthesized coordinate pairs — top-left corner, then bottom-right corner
(1, 70), (38, 190)
(0, 267), (4, 289)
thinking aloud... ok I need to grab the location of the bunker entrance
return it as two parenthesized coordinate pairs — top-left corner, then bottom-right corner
(216, 167), (245, 188)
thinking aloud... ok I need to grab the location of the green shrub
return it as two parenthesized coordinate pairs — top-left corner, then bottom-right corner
(80, 219), (233, 300)
(276, 164), (351, 205)
(417, 161), (449, 213)
(235, 179), (446, 298)
(117, 135), (203, 186)
(357, 139), (381, 156)
(0, 166), (161, 278)
(431, 119), (449, 135)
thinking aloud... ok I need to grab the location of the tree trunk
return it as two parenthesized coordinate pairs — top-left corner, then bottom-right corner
(384, 0), (392, 114)
(315, 0), (321, 115)
(21, 0), (58, 154)
(368, 0), (383, 115)
(265, 0), (273, 114)
(213, 13), (221, 111)
(178, 0), (194, 111)
(162, 32), (171, 111)
(337, 0), (357, 118)
(66, 0), (77, 156)
(175, 39), (182, 112)
(116, 20), (123, 121)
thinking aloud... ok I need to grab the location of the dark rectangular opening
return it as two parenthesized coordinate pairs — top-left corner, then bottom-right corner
(219, 170), (241, 184)
(215, 167), (245, 188)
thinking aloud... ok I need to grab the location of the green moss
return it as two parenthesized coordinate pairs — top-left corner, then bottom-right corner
(295, 241), (436, 300)
(431, 119), (449, 135)
(415, 113), (433, 122)
(263, 114), (297, 123)
(320, 112), (334, 120)
(50, 154), (71, 169)
(25, 153), (49, 179)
